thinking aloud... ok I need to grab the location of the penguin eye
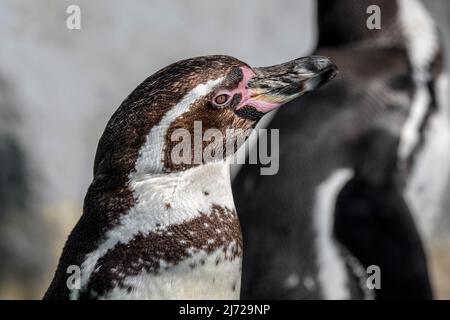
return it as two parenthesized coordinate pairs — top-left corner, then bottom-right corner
(213, 93), (231, 107)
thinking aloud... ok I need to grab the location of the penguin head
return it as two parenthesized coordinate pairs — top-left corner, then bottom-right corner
(163, 55), (337, 169)
(95, 55), (337, 175)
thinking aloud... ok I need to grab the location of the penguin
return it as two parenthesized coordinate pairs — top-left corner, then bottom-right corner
(0, 75), (52, 298)
(44, 55), (337, 299)
(233, 0), (447, 299)
(334, 129), (433, 299)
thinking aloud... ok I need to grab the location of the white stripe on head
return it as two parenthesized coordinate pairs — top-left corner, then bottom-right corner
(398, 0), (438, 78)
(314, 168), (354, 300)
(131, 77), (224, 177)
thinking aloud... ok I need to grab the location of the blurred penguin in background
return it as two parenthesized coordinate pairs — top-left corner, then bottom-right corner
(0, 76), (52, 299)
(334, 129), (432, 299)
(233, 0), (449, 299)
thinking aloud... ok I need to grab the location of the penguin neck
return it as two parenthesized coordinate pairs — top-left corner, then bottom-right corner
(128, 161), (236, 223)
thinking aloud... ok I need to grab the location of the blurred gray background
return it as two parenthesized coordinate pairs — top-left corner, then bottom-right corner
(0, 0), (448, 299)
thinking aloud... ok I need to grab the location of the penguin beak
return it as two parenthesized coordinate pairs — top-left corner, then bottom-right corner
(245, 56), (338, 113)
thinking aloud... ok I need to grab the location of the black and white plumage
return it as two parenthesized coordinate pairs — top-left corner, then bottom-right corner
(334, 130), (433, 299)
(44, 55), (337, 299)
(234, 0), (447, 299)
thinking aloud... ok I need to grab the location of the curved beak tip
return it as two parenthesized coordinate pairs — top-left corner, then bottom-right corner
(246, 55), (338, 113)
(309, 56), (338, 79)
(302, 56), (338, 89)
(321, 62), (339, 83)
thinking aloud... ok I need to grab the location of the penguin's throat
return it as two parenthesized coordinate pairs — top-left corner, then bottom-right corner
(128, 162), (236, 221)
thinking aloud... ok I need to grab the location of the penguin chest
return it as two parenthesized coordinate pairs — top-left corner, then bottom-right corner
(80, 204), (243, 300)
(103, 248), (242, 300)
(76, 163), (242, 299)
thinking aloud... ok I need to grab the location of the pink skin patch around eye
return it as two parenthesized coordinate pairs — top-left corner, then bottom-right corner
(238, 67), (282, 113)
(215, 66), (282, 114)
